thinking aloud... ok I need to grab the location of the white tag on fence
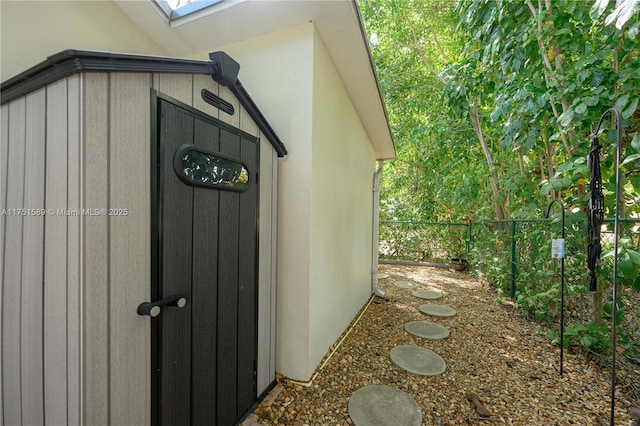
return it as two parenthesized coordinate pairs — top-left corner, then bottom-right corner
(551, 238), (565, 259)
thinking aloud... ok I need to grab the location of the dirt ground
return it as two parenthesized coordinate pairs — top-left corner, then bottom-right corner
(245, 264), (635, 425)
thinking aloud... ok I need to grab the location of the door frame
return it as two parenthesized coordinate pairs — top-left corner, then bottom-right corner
(149, 90), (261, 424)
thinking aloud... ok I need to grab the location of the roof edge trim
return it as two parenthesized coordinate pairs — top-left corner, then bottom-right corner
(0, 49), (287, 157)
(225, 80), (288, 157)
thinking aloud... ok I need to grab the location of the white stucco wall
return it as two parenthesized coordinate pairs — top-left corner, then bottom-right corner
(207, 24), (316, 380)
(208, 24), (376, 381)
(308, 29), (376, 370)
(0, 1), (167, 81)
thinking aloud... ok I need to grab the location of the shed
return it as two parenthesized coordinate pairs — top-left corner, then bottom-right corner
(1, 49), (283, 425)
(1, 0), (396, 423)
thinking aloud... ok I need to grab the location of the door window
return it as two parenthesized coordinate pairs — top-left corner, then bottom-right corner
(174, 144), (249, 191)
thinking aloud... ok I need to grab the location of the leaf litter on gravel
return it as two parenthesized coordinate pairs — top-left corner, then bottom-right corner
(247, 264), (634, 426)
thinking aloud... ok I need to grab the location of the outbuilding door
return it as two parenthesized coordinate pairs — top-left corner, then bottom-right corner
(151, 96), (258, 425)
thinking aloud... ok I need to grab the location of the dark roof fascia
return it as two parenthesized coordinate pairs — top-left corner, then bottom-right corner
(1, 50), (214, 104)
(226, 80), (288, 157)
(1, 49), (287, 157)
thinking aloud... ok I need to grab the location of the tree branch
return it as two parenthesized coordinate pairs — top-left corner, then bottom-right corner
(527, 0), (575, 150)
(469, 100), (507, 219)
(426, 24), (451, 63)
(404, 11), (447, 84)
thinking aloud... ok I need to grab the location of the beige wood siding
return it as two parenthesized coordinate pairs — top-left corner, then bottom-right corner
(1, 70), (279, 424)
(82, 73), (110, 425)
(44, 78), (71, 425)
(258, 134), (279, 394)
(3, 96), (27, 425)
(0, 102), (8, 425)
(21, 88), (46, 426)
(67, 74), (83, 426)
(1, 78), (83, 424)
(107, 73), (151, 425)
(81, 72), (152, 425)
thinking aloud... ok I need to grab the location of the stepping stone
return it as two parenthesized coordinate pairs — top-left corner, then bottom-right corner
(390, 345), (446, 376)
(348, 385), (422, 426)
(419, 304), (457, 318)
(405, 320), (450, 340)
(412, 289), (443, 300)
(394, 280), (419, 289)
(378, 273), (389, 279)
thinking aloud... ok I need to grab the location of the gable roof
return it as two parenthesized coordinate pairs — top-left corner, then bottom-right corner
(0, 49), (288, 157)
(114, 0), (395, 159)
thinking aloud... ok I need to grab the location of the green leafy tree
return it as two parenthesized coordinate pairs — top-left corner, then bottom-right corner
(361, 0), (508, 222)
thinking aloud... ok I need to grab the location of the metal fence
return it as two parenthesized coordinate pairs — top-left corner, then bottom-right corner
(379, 218), (640, 403)
(378, 220), (471, 264)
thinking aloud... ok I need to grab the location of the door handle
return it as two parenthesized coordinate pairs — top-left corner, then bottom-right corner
(137, 295), (187, 317)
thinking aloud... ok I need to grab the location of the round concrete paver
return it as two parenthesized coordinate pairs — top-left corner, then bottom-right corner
(394, 280), (419, 289)
(412, 289), (443, 300)
(405, 320), (450, 340)
(390, 345), (446, 376)
(348, 385), (422, 426)
(419, 304), (457, 318)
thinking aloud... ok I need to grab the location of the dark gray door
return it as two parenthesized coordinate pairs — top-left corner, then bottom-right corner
(151, 97), (258, 425)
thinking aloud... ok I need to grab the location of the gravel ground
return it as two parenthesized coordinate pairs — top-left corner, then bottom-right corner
(246, 264), (635, 425)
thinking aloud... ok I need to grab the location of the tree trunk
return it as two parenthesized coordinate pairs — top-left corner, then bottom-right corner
(538, 154), (553, 201)
(405, 13), (507, 219)
(544, 134), (557, 198)
(593, 287), (604, 326)
(517, 147), (526, 176)
(538, 154), (546, 181)
(527, 0), (576, 153)
(469, 101), (507, 219)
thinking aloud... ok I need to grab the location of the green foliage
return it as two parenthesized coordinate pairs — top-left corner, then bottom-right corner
(364, 0), (640, 389)
(379, 221), (469, 262)
(560, 323), (611, 350)
(361, 0), (499, 222)
(602, 237), (640, 283)
(362, 0), (640, 226)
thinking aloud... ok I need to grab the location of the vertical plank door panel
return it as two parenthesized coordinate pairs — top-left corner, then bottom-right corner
(155, 95), (262, 425)
(190, 117), (221, 425)
(159, 101), (193, 425)
(237, 136), (258, 411)
(217, 129), (241, 424)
